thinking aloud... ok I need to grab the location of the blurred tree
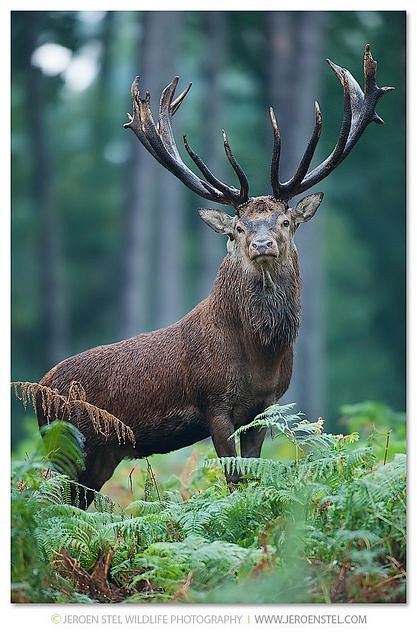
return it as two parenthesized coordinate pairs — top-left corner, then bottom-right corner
(119, 11), (185, 335)
(94, 11), (115, 159)
(155, 13), (185, 329)
(198, 12), (228, 298)
(323, 11), (406, 423)
(20, 12), (68, 367)
(266, 11), (327, 419)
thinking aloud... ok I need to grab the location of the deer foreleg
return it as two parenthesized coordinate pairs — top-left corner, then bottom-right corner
(240, 427), (267, 458)
(209, 414), (241, 487)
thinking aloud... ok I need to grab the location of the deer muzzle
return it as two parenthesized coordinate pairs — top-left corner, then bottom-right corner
(249, 237), (278, 261)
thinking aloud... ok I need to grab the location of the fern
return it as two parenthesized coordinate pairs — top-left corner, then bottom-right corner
(115, 535), (263, 598)
(40, 421), (85, 479)
(11, 401), (406, 603)
(11, 419), (89, 602)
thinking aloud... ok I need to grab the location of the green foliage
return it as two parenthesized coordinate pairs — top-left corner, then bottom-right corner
(117, 536), (263, 601)
(339, 401), (406, 461)
(39, 420), (85, 479)
(11, 403), (406, 604)
(11, 420), (87, 602)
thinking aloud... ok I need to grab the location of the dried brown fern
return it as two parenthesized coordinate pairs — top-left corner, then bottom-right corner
(12, 381), (136, 447)
(52, 548), (126, 603)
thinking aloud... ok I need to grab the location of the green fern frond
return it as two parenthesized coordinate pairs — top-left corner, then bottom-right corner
(40, 421), (85, 480)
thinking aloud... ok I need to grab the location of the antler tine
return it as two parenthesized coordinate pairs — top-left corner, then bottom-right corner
(166, 80), (242, 201)
(222, 129), (250, 204)
(124, 76), (249, 207)
(171, 82), (192, 115)
(269, 107), (282, 199)
(280, 101), (322, 196)
(278, 45), (393, 200)
(183, 135), (240, 199)
(343, 44), (394, 147)
(158, 77), (182, 159)
(283, 68), (352, 198)
(138, 82), (221, 200)
(124, 77), (165, 165)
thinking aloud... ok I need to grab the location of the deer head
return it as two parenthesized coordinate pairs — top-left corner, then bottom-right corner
(198, 193), (323, 278)
(124, 45), (393, 275)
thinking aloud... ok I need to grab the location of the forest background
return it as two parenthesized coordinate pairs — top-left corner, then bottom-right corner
(11, 10), (405, 454)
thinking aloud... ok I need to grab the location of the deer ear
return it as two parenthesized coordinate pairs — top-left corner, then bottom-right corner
(292, 192), (324, 224)
(198, 208), (235, 235)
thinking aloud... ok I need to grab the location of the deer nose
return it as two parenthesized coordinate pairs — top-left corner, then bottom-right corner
(250, 238), (274, 252)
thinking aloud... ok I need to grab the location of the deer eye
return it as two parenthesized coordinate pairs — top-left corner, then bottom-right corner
(282, 219), (290, 227)
(236, 225), (244, 234)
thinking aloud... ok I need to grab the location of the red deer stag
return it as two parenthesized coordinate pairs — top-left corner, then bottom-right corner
(34, 45), (392, 506)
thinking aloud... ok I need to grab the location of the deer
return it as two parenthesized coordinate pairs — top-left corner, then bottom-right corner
(30, 45), (392, 507)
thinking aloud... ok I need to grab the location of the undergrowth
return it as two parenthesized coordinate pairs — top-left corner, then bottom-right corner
(11, 403), (406, 604)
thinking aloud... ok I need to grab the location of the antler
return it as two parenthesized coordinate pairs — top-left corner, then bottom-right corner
(124, 77), (249, 207)
(270, 45), (394, 201)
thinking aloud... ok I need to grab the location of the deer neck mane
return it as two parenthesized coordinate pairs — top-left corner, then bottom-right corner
(211, 252), (301, 349)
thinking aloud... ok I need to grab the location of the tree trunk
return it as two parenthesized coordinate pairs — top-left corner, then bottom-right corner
(25, 12), (68, 366)
(199, 12), (228, 298)
(94, 11), (114, 159)
(155, 12), (185, 329)
(267, 11), (327, 419)
(119, 11), (184, 336)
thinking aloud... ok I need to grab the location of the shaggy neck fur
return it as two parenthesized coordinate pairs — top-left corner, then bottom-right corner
(211, 252), (301, 349)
